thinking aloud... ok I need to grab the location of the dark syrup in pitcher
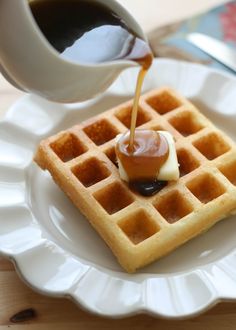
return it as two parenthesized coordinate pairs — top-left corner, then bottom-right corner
(29, 0), (152, 67)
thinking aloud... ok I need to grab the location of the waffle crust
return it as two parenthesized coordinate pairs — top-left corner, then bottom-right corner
(34, 87), (236, 272)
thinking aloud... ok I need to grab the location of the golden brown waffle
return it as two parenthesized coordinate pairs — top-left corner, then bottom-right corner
(34, 87), (236, 273)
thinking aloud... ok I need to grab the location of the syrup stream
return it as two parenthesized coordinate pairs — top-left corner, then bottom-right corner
(128, 68), (147, 151)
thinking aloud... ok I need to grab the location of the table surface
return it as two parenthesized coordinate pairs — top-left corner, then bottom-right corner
(1, 0), (236, 328)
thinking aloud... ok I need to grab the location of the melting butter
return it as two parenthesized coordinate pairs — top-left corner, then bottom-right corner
(116, 131), (179, 183)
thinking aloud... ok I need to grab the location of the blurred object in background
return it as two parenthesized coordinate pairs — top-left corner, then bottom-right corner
(147, 0), (236, 72)
(187, 33), (236, 73)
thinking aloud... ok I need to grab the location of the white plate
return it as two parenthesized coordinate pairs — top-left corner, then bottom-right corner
(1, 59), (236, 319)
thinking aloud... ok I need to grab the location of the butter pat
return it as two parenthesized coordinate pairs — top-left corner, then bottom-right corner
(157, 131), (179, 181)
(116, 131), (179, 182)
(117, 155), (129, 182)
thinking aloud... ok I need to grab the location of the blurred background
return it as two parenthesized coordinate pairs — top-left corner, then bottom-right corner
(119, 0), (235, 70)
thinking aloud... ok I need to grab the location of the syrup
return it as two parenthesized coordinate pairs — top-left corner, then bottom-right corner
(130, 181), (167, 196)
(116, 130), (169, 181)
(29, 0), (152, 66)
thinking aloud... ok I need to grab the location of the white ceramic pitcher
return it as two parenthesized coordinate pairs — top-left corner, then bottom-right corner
(0, 0), (147, 103)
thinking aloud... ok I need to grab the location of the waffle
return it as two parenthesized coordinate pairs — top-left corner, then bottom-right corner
(34, 87), (236, 273)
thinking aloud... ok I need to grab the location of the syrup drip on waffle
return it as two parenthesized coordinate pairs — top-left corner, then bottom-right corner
(117, 50), (170, 195)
